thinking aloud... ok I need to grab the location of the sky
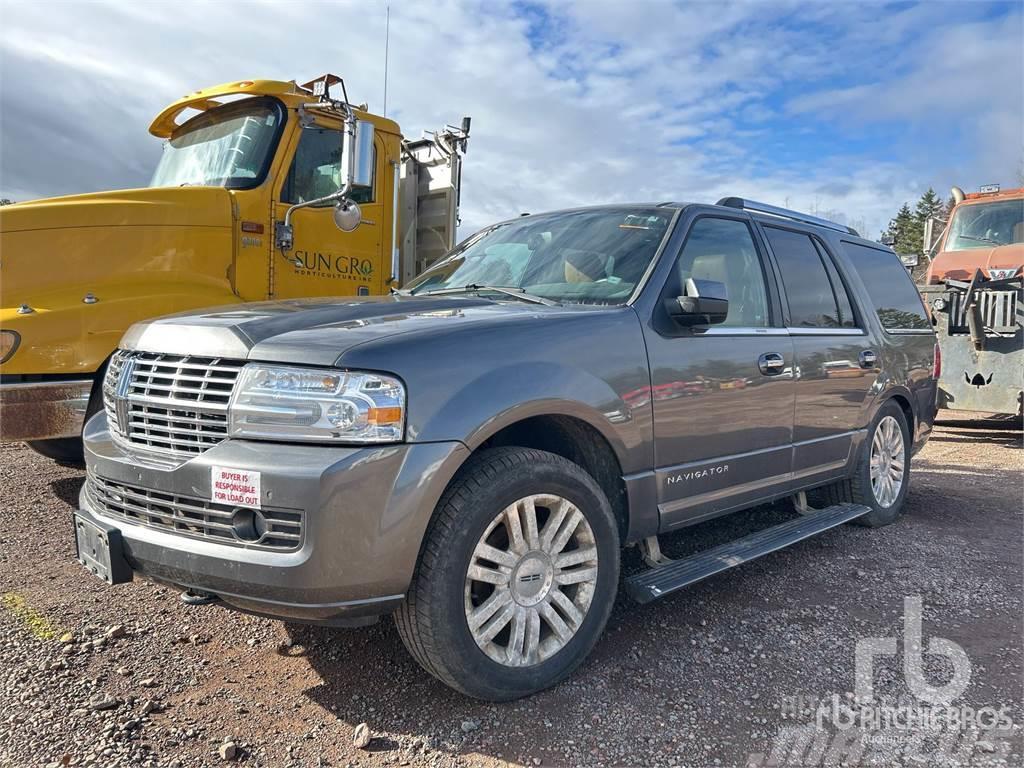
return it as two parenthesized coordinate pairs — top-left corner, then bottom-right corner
(0, 0), (1021, 240)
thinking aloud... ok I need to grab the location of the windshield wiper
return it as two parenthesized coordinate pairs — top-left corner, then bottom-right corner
(420, 284), (559, 306)
(957, 234), (1002, 246)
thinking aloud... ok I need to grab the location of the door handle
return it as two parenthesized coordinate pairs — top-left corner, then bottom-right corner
(758, 352), (786, 376)
(859, 350), (877, 369)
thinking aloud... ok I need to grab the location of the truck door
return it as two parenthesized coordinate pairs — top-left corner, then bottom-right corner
(643, 212), (796, 530)
(271, 122), (387, 298)
(758, 225), (876, 485)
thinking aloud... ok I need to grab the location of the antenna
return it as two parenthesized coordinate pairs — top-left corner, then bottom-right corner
(383, 3), (391, 118)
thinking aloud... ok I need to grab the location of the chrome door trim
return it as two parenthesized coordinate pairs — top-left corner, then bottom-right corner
(694, 327), (789, 336)
(786, 328), (866, 336)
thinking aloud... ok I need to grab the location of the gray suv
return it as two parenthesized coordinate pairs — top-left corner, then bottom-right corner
(75, 199), (938, 700)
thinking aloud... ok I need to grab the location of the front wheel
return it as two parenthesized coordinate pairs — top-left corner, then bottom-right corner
(394, 447), (620, 700)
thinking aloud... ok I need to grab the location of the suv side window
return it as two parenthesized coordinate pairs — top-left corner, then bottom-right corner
(764, 226), (847, 328)
(841, 242), (930, 330)
(812, 239), (857, 328)
(282, 128), (374, 205)
(671, 217), (770, 328)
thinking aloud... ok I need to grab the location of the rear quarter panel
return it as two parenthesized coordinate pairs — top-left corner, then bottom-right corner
(827, 233), (938, 449)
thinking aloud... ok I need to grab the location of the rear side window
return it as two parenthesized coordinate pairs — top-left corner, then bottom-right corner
(841, 242), (930, 330)
(764, 227), (852, 328)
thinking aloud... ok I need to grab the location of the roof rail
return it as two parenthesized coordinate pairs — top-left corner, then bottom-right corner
(716, 197), (859, 236)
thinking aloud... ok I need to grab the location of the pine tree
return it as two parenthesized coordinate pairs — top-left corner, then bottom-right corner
(892, 203), (916, 254)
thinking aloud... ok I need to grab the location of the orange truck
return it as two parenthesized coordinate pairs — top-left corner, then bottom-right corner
(919, 185), (1023, 415)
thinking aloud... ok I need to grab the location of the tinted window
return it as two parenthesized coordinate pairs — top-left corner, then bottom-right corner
(813, 239), (857, 328)
(282, 128), (374, 205)
(765, 227), (843, 328)
(673, 217), (769, 327)
(842, 242), (930, 330)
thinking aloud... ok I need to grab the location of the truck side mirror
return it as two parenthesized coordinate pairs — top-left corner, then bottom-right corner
(329, 120), (374, 234)
(349, 120), (375, 189)
(922, 216), (945, 257)
(666, 278), (729, 326)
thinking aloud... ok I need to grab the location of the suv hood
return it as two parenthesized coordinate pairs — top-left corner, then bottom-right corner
(0, 186), (231, 233)
(122, 295), (576, 367)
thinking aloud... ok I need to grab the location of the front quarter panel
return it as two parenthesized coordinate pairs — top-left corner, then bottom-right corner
(337, 308), (655, 474)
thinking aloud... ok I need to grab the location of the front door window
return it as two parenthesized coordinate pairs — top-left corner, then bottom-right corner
(281, 127), (374, 205)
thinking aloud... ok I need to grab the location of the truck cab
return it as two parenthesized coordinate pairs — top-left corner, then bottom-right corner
(0, 76), (469, 462)
(920, 185), (1023, 415)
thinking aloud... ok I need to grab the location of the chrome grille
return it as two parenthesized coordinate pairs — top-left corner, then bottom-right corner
(87, 473), (302, 551)
(104, 351), (243, 456)
(948, 289), (1021, 335)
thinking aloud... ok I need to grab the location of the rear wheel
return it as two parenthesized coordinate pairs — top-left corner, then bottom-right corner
(395, 447), (620, 700)
(807, 400), (911, 527)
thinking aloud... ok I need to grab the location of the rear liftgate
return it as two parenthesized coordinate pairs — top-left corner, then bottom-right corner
(625, 503), (870, 603)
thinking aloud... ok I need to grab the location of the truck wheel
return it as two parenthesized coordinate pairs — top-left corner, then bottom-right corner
(25, 436), (85, 466)
(395, 447), (620, 700)
(24, 374), (104, 468)
(808, 400), (911, 527)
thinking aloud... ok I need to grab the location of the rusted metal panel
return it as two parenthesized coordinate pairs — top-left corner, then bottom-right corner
(0, 380), (92, 441)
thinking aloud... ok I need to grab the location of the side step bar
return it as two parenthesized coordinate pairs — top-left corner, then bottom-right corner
(625, 503), (871, 603)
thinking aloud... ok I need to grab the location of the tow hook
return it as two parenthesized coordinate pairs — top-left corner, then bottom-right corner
(180, 589), (220, 606)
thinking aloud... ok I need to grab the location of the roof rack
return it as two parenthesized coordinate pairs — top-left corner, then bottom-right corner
(716, 197), (860, 236)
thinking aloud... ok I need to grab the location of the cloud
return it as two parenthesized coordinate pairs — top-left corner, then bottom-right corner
(0, 0), (1019, 240)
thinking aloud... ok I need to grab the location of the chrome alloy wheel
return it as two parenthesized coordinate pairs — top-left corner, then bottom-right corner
(464, 494), (599, 667)
(870, 415), (905, 508)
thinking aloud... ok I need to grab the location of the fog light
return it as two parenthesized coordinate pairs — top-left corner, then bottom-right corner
(932, 297), (947, 312)
(231, 508), (268, 542)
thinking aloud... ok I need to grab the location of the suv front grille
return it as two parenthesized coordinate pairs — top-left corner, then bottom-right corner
(87, 473), (302, 551)
(104, 352), (243, 457)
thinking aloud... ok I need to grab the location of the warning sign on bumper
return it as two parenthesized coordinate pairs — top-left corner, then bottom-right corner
(211, 466), (262, 509)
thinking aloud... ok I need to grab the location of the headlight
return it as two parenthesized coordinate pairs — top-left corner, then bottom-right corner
(0, 330), (20, 363)
(228, 364), (405, 443)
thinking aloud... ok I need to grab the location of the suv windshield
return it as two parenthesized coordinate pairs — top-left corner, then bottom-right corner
(945, 198), (1024, 251)
(150, 98), (282, 189)
(407, 207), (675, 305)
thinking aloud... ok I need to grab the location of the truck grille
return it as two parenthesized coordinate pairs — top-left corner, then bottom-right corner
(104, 351), (243, 457)
(86, 473), (302, 551)
(948, 289), (1021, 335)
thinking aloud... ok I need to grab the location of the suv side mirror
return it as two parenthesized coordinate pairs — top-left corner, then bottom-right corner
(666, 278), (729, 326)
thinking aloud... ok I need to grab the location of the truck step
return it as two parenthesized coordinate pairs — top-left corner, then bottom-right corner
(624, 503), (871, 603)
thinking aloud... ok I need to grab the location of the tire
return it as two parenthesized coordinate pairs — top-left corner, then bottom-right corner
(24, 374), (104, 468)
(394, 446), (620, 701)
(807, 400), (911, 527)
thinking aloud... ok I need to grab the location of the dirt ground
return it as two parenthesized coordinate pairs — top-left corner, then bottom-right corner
(1, 416), (1021, 768)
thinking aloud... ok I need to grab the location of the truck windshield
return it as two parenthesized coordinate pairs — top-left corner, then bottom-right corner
(945, 199), (1024, 251)
(150, 98), (282, 190)
(407, 207), (676, 305)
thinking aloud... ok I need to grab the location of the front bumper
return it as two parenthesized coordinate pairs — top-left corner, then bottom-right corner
(0, 379), (93, 441)
(79, 413), (469, 625)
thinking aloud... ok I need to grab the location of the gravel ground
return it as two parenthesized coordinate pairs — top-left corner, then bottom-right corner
(1, 416), (1021, 768)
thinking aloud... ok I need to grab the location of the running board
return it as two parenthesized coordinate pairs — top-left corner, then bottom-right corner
(625, 503), (871, 603)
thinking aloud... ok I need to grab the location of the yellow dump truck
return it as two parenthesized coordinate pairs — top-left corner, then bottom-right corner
(0, 75), (470, 462)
